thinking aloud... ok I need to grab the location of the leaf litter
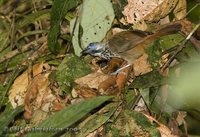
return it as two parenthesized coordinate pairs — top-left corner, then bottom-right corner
(0, 0), (199, 136)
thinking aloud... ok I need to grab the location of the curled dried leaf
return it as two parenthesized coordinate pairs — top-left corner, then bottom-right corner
(98, 76), (120, 95)
(116, 65), (131, 91)
(121, 0), (186, 30)
(24, 73), (51, 120)
(51, 101), (65, 111)
(75, 85), (98, 98)
(102, 58), (124, 74)
(75, 72), (109, 89)
(9, 63), (49, 108)
(133, 53), (152, 76)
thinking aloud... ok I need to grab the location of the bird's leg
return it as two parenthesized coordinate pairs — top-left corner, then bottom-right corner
(111, 64), (132, 75)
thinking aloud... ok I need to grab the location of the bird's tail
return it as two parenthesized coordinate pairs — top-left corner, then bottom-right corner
(131, 23), (182, 48)
(154, 23), (182, 37)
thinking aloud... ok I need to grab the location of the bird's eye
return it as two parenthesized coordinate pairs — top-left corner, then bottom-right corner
(91, 50), (101, 54)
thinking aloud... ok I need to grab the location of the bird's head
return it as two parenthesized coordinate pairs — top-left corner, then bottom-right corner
(80, 42), (105, 57)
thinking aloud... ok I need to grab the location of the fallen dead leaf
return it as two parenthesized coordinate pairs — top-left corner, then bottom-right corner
(23, 72), (52, 120)
(98, 76), (118, 95)
(121, 0), (186, 30)
(112, 28), (126, 35)
(158, 124), (179, 137)
(51, 100), (65, 111)
(76, 54), (150, 96)
(101, 58), (124, 74)
(9, 62), (49, 108)
(167, 118), (182, 136)
(75, 85), (98, 98)
(116, 64), (130, 91)
(178, 19), (193, 36)
(86, 126), (104, 137)
(99, 58), (131, 95)
(133, 53), (152, 76)
(75, 72), (109, 89)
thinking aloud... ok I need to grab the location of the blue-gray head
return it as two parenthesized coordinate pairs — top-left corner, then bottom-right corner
(80, 42), (105, 57)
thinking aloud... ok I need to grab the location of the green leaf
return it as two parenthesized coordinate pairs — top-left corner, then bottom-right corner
(159, 33), (184, 49)
(76, 102), (118, 137)
(146, 33), (184, 68)
(56, 54), (91, 93)
(129, 70), (164, 89)
(48, 0), (82, 53)
(0, 104), (24, 135)
(25, 96), (113, 137)
(146, 41), (162, 68)
(70, 0), (115, 55)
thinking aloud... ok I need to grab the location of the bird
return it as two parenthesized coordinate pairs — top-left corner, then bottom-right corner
(81, 23), (182, 74)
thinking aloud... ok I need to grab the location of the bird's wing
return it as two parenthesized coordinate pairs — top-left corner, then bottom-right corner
(108, 30), (150, 53)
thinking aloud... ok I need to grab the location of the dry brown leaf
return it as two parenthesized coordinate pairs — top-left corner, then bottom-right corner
(75, 72), (110, 89)
(158, 124), (179, 137)
(98, 76), (118, 95)
(175, 111), (187, 126)
(121, 0), (186, 30)
(51, 100), (65, 111)
(76, 54), (150, 96)
(167, 119), (182, 136)
(134, 98), (148, 112)
(75, 59), (132, 95)
(9, 62), (49, 108)
(74, 71), (121, 96)
(86, 126), (104, 137)
(75, 85), (98, 98)
(116, 64), (130, 91)
(112, 28), (126, 34)
(23, 73), (52, 120)
(86, 130), (98, 137)
(179, 19), (193, 36)
(102, 58), (124, 74)
(133, 53), (152, 76)
(167, 111), (187, 136)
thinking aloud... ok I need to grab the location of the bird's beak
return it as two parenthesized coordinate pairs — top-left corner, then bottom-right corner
(80, 48), (89, 57)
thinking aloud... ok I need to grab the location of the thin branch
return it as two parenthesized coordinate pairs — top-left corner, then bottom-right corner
(0, 37), (46, 64)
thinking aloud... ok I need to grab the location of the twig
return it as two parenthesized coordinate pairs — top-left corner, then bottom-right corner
(185, 24), (200, 41)
(0, 37), (46, 64)
(185, 3), (200, 17)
